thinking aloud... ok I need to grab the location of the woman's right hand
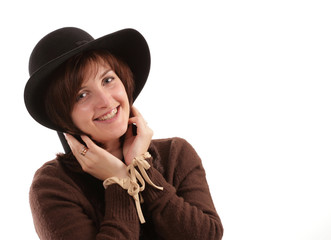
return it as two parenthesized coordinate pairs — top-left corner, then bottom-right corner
(64, 134), (128, 181)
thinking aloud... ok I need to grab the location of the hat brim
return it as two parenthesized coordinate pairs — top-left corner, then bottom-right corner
(24, 28), (150, 132)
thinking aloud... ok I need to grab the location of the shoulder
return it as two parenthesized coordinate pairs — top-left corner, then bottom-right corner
(151, 137), (200, 163)
(151, 137), (195, 154)
(32, 159), (64, 184)
(32, 152), (82, 185)
(30, 157), (80, 201)
(150, 137), (203, 181)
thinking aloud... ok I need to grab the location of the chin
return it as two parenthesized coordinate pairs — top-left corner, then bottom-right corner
(94, 124), (128, 143)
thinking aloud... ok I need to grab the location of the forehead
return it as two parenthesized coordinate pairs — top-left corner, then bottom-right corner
(81, 56), (112, 82)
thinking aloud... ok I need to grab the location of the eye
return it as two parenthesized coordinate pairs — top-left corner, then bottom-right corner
(76, 92), (87, 101)
(102, 77), (115, 85)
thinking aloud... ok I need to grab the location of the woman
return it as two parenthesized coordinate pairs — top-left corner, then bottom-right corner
(24, 27), (223, 240)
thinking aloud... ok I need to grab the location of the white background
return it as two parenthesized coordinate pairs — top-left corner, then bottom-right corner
(1, 0), (331, 239)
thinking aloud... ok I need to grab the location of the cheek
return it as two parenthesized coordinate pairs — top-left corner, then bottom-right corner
(71, 108), (81, 127)
(71, 104), (91, 126)
(112, 86), (130, 120)
(114, 85), (130, 106)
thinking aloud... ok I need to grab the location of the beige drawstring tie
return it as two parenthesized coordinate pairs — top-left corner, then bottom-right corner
(103, 152), (163, 223)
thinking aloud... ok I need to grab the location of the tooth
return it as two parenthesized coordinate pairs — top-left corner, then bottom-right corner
(99, 108), (117, 120)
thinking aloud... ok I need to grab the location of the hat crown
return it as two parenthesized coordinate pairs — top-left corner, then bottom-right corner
(29, 27), (94, 76)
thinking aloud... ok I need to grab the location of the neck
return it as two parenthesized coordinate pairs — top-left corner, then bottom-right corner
(103, 138), (123, 161)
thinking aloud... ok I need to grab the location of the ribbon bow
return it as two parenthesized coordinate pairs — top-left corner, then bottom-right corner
(103, 152), (163, 223)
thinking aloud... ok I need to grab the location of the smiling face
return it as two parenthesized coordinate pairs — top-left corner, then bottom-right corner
(71, 60), (130, 145)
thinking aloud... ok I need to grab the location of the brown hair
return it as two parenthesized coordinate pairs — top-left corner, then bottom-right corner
(45, 49), (135, 134)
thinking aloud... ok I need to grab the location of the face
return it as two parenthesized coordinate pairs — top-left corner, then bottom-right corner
(71, 61), (130, 145)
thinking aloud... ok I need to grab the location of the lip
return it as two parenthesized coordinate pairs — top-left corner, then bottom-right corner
(94, 106), (120, 123)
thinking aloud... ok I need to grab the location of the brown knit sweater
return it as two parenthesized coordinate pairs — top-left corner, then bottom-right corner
(30, 137), (223, 239)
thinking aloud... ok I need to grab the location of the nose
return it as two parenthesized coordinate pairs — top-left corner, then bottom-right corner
(94, 88), (113, 109)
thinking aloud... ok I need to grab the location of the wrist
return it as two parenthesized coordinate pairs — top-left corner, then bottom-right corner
(114, 165), (128, 179)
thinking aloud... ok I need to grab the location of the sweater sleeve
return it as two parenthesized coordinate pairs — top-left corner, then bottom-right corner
(29, 161), (140, 240)
(141, 138), (223, 240)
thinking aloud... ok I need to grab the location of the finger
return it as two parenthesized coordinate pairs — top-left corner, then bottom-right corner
(130, 106), (142, 118)
(130, 106), (149, 125)
(128, 117), (138, 125)
(80, 135), (97, 150)
(64, 133), (81, 151)
(125, 123), (134, 138)
(64, 133), (88, 166)
(128, 116), (146, 128)
(128, 117), (152, 137)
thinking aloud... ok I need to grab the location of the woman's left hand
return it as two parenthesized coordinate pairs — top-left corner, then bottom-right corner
(123, 106), (153, 165)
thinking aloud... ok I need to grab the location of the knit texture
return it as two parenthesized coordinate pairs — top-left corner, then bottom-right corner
(29, 137), (223, 239)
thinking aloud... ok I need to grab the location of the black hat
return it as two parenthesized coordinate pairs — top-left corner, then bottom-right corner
(24, 27), (150, 132)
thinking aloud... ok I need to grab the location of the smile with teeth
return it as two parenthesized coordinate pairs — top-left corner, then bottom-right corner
(96, 107), (118, 121)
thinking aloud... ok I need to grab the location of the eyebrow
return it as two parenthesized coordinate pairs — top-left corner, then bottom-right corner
(78, 68), (114, 91)
(101, 69), (114, 78)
